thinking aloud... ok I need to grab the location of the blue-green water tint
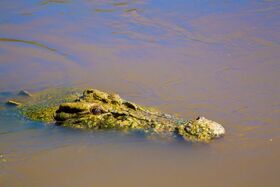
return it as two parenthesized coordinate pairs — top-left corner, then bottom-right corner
(0, 108), (37, 135)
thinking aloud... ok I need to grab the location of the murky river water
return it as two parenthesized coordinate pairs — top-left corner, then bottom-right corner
(0, 0), (280, 186)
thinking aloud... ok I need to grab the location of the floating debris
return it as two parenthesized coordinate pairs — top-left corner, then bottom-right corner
(0, 154), (7, 163)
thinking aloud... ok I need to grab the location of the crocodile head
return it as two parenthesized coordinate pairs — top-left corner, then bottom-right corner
(54, 89), (225, 141)
(177, 116), (225, 141)
(54, 89), (153, 130)
(7, 88), (225, 142)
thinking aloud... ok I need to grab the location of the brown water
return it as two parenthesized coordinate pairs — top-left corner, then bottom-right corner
(0, 0), (280, 186)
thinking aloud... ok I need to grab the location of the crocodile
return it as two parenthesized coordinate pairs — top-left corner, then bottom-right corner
(5, 88), (225, 142)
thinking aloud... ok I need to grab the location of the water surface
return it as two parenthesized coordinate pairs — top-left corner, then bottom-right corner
(0, 0), (279, 186)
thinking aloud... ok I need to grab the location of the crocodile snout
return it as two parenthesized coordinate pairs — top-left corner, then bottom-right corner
(195, 116), (225, 138)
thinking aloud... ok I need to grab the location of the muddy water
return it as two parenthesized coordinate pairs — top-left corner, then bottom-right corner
(0, 0), (280, 186)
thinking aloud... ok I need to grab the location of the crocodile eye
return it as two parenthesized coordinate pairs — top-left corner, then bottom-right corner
(123, 101), (137, 110)
(91, 108), (101, 115)
(91, 107), (105, 115)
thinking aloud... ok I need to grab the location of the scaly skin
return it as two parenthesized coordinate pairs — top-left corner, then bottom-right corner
(9, 88), (225, 142)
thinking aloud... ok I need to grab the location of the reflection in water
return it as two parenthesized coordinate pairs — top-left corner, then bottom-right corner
(0, 0), (279, 187)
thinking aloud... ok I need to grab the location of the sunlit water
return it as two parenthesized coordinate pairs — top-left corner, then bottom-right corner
(0, 0), (279, 186)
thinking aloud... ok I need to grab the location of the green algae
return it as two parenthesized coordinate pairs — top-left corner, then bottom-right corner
(53, 88), (225, 141)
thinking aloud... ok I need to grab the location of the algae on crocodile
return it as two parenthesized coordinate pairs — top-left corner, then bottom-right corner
(18, 88), (80, 123)
(8, 88), (225, 142)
